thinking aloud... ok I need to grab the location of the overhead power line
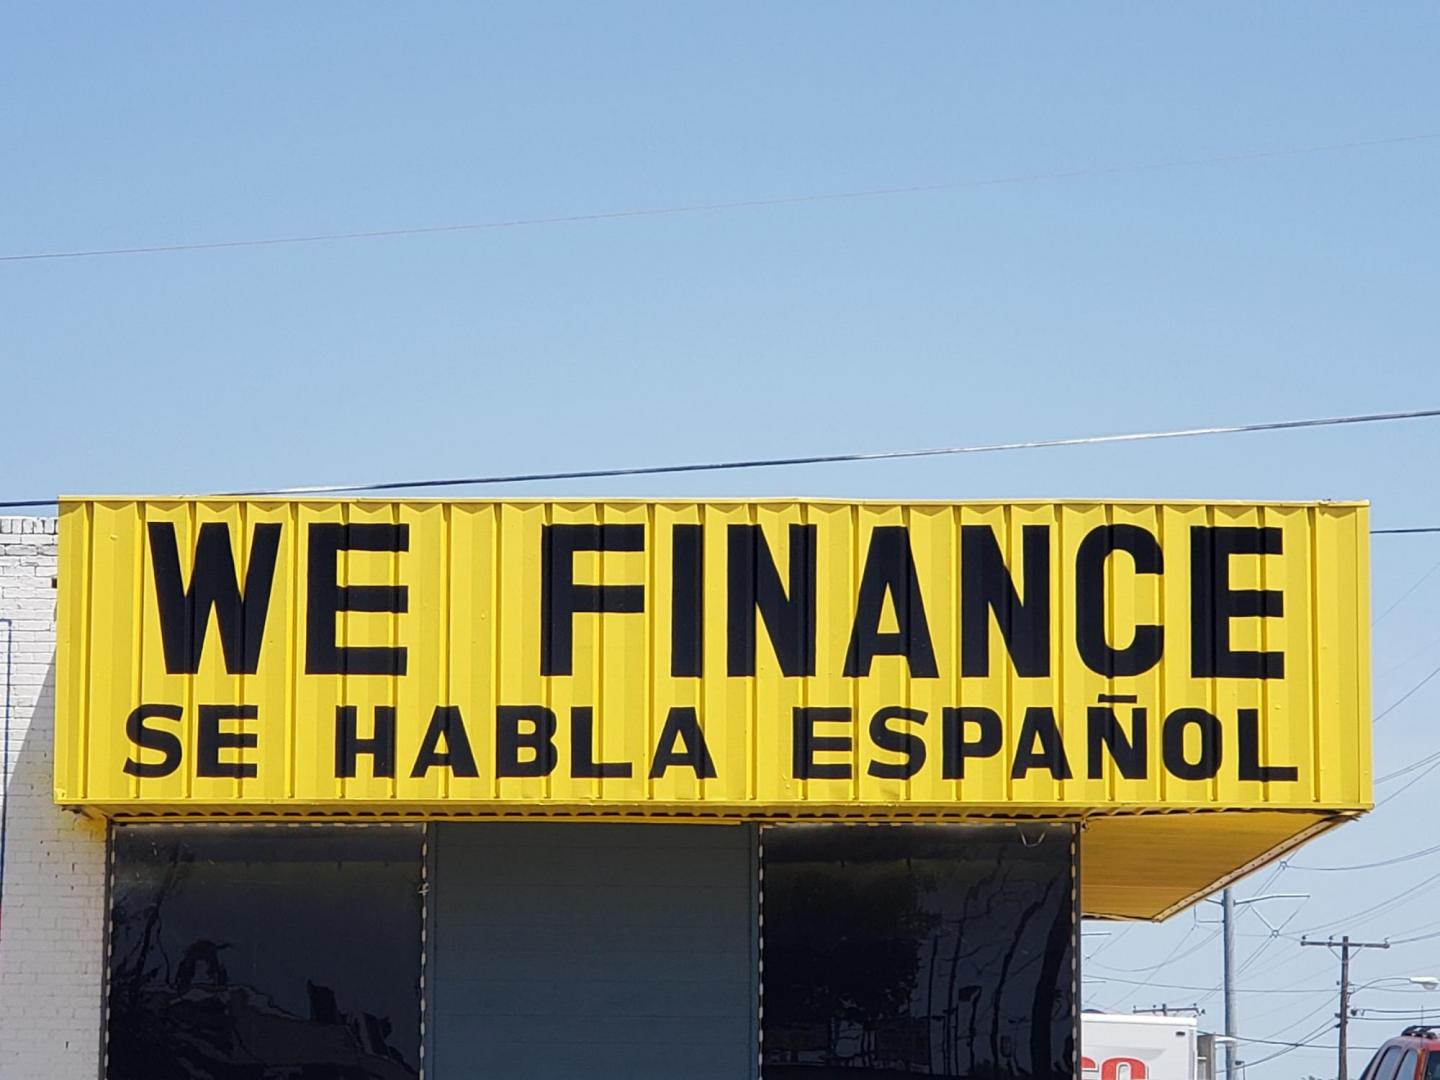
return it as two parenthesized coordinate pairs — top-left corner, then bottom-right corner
(1374, 660), (1440, 725)
(1, 406), (1438, 510)
(1376, 752), (1440, 784)
(1241, 1017), (1347, 1067)
(1350, 662), (1440, 795)
(3, 131), (1439, 265)
(1291, 869), (1440, 937)
(1386, 927), (1440, 946)
(1378, 629), (1440, 681)
(1090, 927), (1221, 976)
(1243, 1034), (1377, 1051)
(1374, 557), (1440, 624)
(1085, 974), (1335, 995)
(1286, 841), (1440, 873)
(1375, 757), (1440, 808)
(1101, 925), (1216, 1009)
(1243, 1031), (1381, 1069)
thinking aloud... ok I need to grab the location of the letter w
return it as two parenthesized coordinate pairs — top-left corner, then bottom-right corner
(149, 522), (282, 674)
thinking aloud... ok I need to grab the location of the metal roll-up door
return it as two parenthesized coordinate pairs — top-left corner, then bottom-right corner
(429, 822), (757, 1080)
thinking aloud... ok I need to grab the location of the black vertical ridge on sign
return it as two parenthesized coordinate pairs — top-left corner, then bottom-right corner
(671, 524), (703, 677)
(540, 518), (557, 677)
(1308, 508), (1322, 804)
(441, 504), (454, 803)
(286, 506), (300, 800)
(236, 504), (248, 802)
(388, 504), (399, 802)
(339, 506), (350, 802)
(489, 506), (504, 804)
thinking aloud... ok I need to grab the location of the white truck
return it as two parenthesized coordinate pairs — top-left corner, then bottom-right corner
(1083, 1013), (1215, 1080)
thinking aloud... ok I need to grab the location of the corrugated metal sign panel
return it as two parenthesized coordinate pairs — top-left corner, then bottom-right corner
(54, 498), (1371, 818)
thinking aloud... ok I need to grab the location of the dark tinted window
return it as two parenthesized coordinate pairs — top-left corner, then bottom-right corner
(761, 823), (1075, 1080)
(1423, 1049), (1440, 1080)
(107, 824), (423, 1080)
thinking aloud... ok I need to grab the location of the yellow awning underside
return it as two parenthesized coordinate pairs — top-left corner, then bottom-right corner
(1080, 809), (1357, 920)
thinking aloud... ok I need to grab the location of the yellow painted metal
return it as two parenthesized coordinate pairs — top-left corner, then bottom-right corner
(54, 498), (1371, 915)
(1081, 810), (1348, 920)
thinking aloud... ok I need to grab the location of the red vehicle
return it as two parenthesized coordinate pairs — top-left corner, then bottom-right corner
(1360, 1028), (1440, 1080)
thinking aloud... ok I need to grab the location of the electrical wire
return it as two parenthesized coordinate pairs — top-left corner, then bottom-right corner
(1237, 934), (1282, 977)
(1231, 890), (1310, 983)
(1252, 861), (1291, 897)
(1243, 1033), (1371, 1050)
(4, 131), (1439, 265)
(1378, 629), (1440, 681)
(1385, 926), (1440, 946)
(1348, 658), (1440, 805)
(1241, 1017), (1342, 1066)
(1286, 842), (1440, 872)
(1373, 661), (1440, 725)
(1239, 982), (1342, 1029)
(1194, 949), (1341, 1015)
(1083, 974), (1335, 995)
(1376, 751), (1440, 784)
(1190, 932), (1308, 1014)
(1374, 557), (1440, 625)
(2, 406), (1439, 510)
(1174, 870), (1304, 1011)
(1376, 757), (1440, 808)
(1291, 866), (1440, 937)
(1344, 903), (1440, 947)
(1244, 1032), (1379, 1068)
(1256, 996), (1350, 1045)
(1089, 924), (1219, 1014)
(1084, 923), (1135, 963)
(1090, 927), (1221, 976)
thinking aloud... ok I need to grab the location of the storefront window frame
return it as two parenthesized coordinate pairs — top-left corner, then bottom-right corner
(757, 821), (1080, 1080)
(102, 819), (428, 1080)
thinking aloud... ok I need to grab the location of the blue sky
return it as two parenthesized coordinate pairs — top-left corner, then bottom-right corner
(4, 4), (1440, 1076)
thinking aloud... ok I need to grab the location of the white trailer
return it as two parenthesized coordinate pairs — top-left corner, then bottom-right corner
(1082, 1013), (1208, 1080)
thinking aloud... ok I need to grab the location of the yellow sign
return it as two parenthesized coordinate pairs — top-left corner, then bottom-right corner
(55, 498), (1371, 821)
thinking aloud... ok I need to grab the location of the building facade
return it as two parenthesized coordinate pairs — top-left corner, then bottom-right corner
(0, 499), (1373, 1079)
(0, 518), (107, 1078)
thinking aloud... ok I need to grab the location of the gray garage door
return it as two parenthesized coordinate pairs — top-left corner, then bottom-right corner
(429, 822), (757, 1080)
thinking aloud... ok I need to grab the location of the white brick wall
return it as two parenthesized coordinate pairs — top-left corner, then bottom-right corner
(0, 517), (107, 1080)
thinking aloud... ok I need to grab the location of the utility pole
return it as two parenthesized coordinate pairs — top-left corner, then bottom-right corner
(1215, 889), (1306, 1080)
(1301, 936), (1390, 1080)
(1224, 888), (1236, 1080)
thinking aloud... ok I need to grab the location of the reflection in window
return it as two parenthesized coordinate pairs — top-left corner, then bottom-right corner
(761, 824), (1075, 1080)
(107, 824), (422, 1080)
